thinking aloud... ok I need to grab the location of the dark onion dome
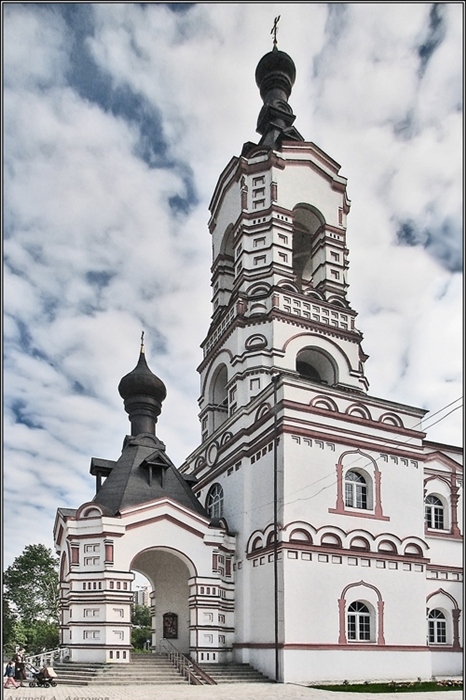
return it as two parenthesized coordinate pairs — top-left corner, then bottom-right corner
(118, 350), (167, 404)
(255, 46), (296, 100)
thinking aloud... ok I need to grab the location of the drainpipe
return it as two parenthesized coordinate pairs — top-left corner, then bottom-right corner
(271, 372), (280, 682)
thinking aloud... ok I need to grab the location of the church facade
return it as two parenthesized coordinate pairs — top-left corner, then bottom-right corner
(54, 44), (462, 684)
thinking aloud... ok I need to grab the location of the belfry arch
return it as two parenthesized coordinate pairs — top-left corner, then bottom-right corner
(292, 203), (325, 289)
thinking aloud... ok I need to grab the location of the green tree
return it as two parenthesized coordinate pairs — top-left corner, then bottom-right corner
(131, 626), (152, 651)
(4, 544), (60, 626)
(131, 604), (151, 627)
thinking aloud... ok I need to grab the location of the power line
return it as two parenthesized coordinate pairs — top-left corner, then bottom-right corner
(241, 395), (463, 521)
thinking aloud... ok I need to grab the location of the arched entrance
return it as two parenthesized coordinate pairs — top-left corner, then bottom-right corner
(132, 547), (194, 655)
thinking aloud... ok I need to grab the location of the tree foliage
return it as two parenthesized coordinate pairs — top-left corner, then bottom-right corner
(132, 604), (151, 627)
(131, 604), (152, 650)
(131, 626), (152, 650)
(4, 544), (60, 626)
(3, 544), (60, 656)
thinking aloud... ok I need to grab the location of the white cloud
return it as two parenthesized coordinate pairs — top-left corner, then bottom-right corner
(3, 3), (462, 567)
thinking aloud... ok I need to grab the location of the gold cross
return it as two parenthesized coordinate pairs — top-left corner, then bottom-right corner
(271, 15), (280, 47)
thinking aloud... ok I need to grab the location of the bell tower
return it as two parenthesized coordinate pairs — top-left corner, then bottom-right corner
(198, 43), (368, 441)
(180, 35), (445, 684)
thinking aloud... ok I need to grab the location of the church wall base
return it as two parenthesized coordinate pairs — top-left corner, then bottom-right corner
(281, 649), (461, 684)
(232, 647), (462, 683)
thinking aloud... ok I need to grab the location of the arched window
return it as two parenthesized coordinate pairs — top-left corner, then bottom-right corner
(428, 609), (447, 644)
(425, 495), (445, 529)
(206, 484), (224, 519)
(296, 348), (336, 386)
(345, 471), (367, 509)
(347, 601), (371, 641)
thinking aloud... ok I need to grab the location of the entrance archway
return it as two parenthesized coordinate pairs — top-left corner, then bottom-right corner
(131, 548), (194, 654)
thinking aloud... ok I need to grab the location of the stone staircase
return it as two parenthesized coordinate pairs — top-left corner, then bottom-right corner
(51, 654), (270, 686)
(53, 654), (189, 685)
(200, 662), (271, 683)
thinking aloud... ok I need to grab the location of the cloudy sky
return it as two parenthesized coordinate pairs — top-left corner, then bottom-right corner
(3, 3), (463, 568)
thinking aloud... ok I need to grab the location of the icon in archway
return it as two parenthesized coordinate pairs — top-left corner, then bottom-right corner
(163, 612), (178, 639)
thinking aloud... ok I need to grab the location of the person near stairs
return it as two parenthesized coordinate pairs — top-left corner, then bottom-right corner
(13, 648), (27, 687)
(4, 661), (19, 688)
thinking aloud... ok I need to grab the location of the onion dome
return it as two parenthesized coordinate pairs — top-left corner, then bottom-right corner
(118, 349), (166, 404)
(255, 46), (296, 101)
(118, 338), (167, 437)
(254, 45), (304, 149)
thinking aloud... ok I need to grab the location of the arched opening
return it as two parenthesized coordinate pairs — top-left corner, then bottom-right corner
(131, 549), (193, 655)
(296, 347), (337, 386)
(292, 204), (325, 290)
(212, 224), (235, 314)
(206, 483), (224, 520)
(131, 571), (153, 652)
(347, 601), (374, 642)
(210, 364), (228, 430)
(425, 494), (446, 530)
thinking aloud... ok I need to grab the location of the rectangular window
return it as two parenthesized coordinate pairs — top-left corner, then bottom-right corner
(330, 251), (340, 261)
(219, 635), (226, 644)
(253, 255), (266, 266)
(331, 270), (340, 279)
(253, 200), (265, 210)
(278, 234), (288, 244)
(278, 252), (288, 262)
(84, 608), (100, 617)
(83, 630), (100, 640)
(429, 620), (446, 644)
(84, 557), (100, 566)
(219, 614), (225, 624)
(253, 237), (266, 247)
(84, 544), (100, 553)
(253, 187), (265, 198)
(253, 176), (265, 186)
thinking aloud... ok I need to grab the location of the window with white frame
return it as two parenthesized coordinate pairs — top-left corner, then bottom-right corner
(345, 471), (367, 509)
(428, 609), (447, 644)
(206, 483), (224, 519)
(425, 495), (445, 529)
(347, 601), (371, 641)
(84, 543), (100, 553)
(83, 630), (100, 640)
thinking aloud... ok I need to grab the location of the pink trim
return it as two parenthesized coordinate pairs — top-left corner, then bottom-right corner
(338, 598), (347, 644)
(330, 452), (389, 522)
(104, 542), (114, 563)
(335, 463), (344, 512)
(339, 581), (385, 646)
(452, 609), (461, 650)
(125, 514), (204, 538)
(233, 643), (452, 652)
(377, 600), (385, 645)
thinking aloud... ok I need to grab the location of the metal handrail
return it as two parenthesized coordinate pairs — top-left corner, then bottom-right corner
(159, 639), (216, 685)
(24, 647), (70, 673)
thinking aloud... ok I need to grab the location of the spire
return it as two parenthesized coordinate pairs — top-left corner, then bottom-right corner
(254, 19), (304, 149)
(118, 337), (167, 437)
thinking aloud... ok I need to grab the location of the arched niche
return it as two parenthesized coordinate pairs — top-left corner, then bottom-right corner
(220, 223), (235, 258)
(296, 347), (337, 386)
(292, 203), (325, 289)
(209, 364), (228, 410)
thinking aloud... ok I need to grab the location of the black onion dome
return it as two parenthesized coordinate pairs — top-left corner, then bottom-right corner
(255, 46), (296, 100)
(118, 351), (167, 403)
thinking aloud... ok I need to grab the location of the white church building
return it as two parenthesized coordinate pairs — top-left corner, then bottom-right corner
(54, 43), (462, 684)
